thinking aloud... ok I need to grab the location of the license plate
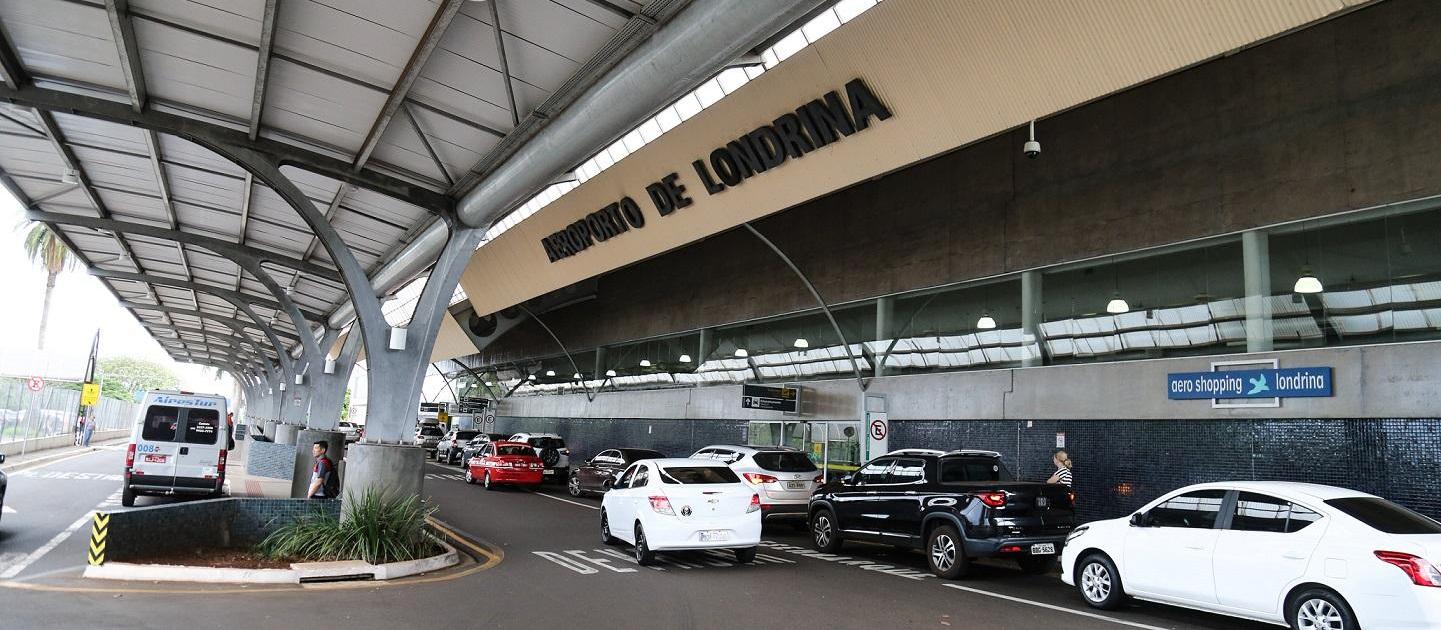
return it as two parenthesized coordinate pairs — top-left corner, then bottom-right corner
(543, 469), (555, 475)
(1036, 496), (1049, 508)
(144, 454), (167, 463)
(699, 530), (730, 542)
(1030, 543), (1056, 555)
(785, 480), (806, 490)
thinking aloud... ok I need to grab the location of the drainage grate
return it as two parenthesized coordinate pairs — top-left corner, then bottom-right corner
(299, 573), (374, 584)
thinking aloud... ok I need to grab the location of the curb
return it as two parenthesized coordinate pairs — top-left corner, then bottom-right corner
(81, 539), (460, 584)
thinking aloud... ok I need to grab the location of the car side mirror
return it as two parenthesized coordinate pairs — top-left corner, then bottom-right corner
(1129, 512), (1149, 527)
(841, 473), (856, 486)
(0, 453), (6, 464)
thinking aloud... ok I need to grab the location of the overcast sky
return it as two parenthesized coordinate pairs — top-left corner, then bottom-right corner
(0, 189), (233, 396)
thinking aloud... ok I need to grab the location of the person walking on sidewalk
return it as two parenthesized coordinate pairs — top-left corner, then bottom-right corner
(1047, 449), (1073, 487)
(306, 441), (338, 499)
(80, 414), (94, 447)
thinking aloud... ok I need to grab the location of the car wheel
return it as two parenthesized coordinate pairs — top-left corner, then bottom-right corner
(633, 523), (657, 566)
(1287, 588), (1357, 630)
(568, 474), (583, 497)
(121, 485), (135, 507)
(1017, 555), (1055, 575)
(483, 471), (495, 491)
(600, 510), (619, 545)
(926, 524), (970, 579)
(1076, 553), (1127, 610)
(811, 509), (843, 553)
(734, 547), (757, 564)
(464, 468), (475, 484)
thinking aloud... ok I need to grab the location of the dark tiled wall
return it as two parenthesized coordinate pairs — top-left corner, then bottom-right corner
(494, 416), (747, 464)
(891, 418), (1441, 523)
(105, 498), (341, 562)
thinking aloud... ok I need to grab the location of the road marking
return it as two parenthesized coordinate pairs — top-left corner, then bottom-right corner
(5, 447), (113, 474)
(942, 584), (1171, 630)
(532, 491), (599, 511)
(0, 490), (117, 579)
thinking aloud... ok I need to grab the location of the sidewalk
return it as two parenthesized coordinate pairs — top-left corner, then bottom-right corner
(0, 436), (128, 471)
(225, 437), (294, 499)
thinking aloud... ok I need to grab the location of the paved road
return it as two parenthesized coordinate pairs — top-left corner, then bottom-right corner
(0, 454), (1274, 630)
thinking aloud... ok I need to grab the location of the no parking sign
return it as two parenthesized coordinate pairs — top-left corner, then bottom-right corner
(25, 376), (44, 392)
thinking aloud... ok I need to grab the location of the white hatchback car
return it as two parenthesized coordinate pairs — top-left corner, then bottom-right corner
(1061, 481), (1441, 630)
(691, 445), (822, 521)
(600, 458), (762, 565)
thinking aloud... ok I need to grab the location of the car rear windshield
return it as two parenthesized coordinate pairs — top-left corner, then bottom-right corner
(455, 431), (479, 441)
(939, 458), (1014, 483)
(182, 409), (220, 445)
(1326, 497), (1441, 534)
(496, 445), (534, 457)
(753, 451), (817, 472)
(141, 405), (181, 442)
(420, 427), (443, 436)
(659, 466), (741, 484)
(529, 437), (566, 449)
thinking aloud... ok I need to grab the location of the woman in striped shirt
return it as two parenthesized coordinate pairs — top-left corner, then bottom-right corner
(1047, 449), (1073, 486)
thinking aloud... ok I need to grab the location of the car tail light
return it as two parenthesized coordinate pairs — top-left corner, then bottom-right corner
(813, 474), (825, 484)
(1376, 551), (1441, 587)
(1067, 490), (1077, 506)
(649, 496), (675, 515)
(743, 473), (778, 485)
(977, 491), (1008, 508)
(747, 493), (761, 513)
(217, 449), (227, 474)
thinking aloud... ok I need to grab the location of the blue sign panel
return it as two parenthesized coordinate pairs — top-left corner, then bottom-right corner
(1167, 367), (1333, 400)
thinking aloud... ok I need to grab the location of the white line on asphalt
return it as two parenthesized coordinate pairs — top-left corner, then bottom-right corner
(0, 511), (94, 579)
(942, 584), (1171, 630)
(531, 491), (599, 511)
(5, 447), (111, 474)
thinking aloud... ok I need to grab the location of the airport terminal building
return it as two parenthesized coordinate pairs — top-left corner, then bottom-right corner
(427, 0), (1441, 522)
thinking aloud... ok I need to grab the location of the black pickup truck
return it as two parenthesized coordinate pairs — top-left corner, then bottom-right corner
(808, 448), (1075, 578)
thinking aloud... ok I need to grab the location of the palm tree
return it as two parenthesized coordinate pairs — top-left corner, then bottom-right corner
(22, 222), (79, 350)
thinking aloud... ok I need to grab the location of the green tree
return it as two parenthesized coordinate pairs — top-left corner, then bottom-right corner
(98, 356), (179, 401)
(21, 222), (80, 350)
(340, 388), (352, 421)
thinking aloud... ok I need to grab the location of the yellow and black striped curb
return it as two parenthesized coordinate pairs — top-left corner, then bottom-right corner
(87, 512), (109, 566)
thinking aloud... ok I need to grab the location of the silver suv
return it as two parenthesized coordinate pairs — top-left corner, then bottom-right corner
(691, 444), (821, 521)
(417, 425), (444, 458)
(509, 432), (569, 482)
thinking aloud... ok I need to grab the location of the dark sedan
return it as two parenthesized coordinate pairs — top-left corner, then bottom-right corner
(456, 433), (510, 467)
(567, 448), (664, 497)
(0, 452), (7, 526)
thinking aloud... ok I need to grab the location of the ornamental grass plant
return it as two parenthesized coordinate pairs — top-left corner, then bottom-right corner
(260, 491), (441, 564)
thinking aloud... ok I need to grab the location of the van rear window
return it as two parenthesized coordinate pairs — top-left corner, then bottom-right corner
(142, 405), (181, 442)
(183, 409), (220, 444)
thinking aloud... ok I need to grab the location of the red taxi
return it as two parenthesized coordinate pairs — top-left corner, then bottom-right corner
(465, 441), (545, 490)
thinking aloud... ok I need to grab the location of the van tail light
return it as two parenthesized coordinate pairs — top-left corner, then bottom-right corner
(217, 449), (227, 474)
(648, 496), (675, 515)
(124, 443), (136, 477)
(748, 493), (761, 513)
(1375, 551), (1441, 587)
(977, 492), (1008, 508)
(743, 472), (778, 485)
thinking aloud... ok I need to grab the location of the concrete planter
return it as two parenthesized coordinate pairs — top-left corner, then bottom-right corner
(83, 539), (459, 584)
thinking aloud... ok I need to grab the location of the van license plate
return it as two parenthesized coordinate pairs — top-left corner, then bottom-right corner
(1030, 543), (1056, 555)
(699, 530), (730, 542)
(785, 481), (806, 490)
(145, 454), (167, 463)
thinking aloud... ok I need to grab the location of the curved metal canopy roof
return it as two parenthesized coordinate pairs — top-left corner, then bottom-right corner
(0, 0), (691, 373)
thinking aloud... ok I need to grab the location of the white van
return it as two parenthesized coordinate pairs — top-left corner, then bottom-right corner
(122, 391), (232, 507)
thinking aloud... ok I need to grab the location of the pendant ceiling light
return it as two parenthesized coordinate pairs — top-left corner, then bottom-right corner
(976, 314), (997, 330)
(526, 374), (537, 381)
(605, 369), (617, 377)
(1293, 266), (1324, 294)
(793, 338), (809, 349)
(678, 354), (692, 363)
(572, 372), (583, 380)
(1106, 293), (1130, 314)
(734, 348), (749, 358)
(545, 370), (555, 377)
(639, 359), (652, 367)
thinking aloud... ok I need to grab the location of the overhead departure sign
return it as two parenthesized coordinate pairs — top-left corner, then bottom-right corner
(1167, 367), (1333, 400)
(541, 78), (892, 263)
(741, 384), (799, 413)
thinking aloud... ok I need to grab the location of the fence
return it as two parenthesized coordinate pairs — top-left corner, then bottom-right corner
(0, 379), (137, 452)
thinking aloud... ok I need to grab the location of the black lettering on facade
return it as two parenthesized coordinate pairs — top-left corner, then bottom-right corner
(771, 113), (815, 159)
(618, 196), (645, 228)
(646, 181), (676, 216)
(710, 148), (743, 187)
(693, 159), (726, 194)
(602, 202), (629, 234)
(662, 173), (693, 210)
(845, 79), (892, 130)
(725, 139), (765, 178)
(747, 126), (786, 170)
(801, 90), (857, 146)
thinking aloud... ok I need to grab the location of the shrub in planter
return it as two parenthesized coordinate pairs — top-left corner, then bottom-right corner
(260, 491), (441, 564)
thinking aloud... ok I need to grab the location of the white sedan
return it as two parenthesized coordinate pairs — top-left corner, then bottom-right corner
(1061, 481), (1441, 630)
(600, 458), (762, 565)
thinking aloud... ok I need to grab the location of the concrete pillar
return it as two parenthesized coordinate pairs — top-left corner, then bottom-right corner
(309, 328), (362, 430)
(291, 429), (346, 498)
(1243, 230), (1274, 353)
(594, 346), (607, 379)
(341, 443), (425, 512)
(1021, 270), (1044, 367)
(875, 296), (895, 377)
(262, 420), (278, 440)
(274, 423), (300, 445)
(698, 328), (713, 362)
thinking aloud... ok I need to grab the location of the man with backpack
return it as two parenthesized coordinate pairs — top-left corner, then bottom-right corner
(306, 440), (339, 499)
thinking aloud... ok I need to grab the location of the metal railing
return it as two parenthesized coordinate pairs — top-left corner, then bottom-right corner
(0, 380), (136, 452)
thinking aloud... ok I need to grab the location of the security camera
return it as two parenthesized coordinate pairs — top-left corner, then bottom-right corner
(1023, 119), (1040, 159)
